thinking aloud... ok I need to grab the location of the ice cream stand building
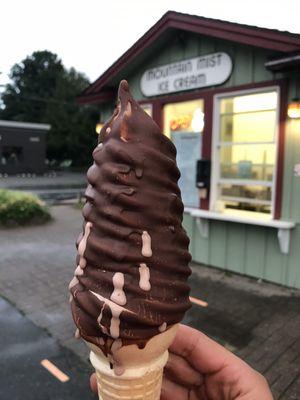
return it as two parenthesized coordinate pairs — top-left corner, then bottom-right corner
(78, 11), (300, 289)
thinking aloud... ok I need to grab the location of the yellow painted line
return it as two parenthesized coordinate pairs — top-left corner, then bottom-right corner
(41, 359), (70, 382)
(190, 296), (208, 307)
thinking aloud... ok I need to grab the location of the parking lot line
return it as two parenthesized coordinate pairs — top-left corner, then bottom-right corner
(41, 359), (70, 382)
(189, 296), (208, 307)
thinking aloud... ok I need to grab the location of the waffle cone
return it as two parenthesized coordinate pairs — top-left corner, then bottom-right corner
(91, 350), (168, 400)
(88, 324), (179, 400)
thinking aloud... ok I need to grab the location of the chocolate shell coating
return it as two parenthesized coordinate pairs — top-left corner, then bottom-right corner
(70, 80), (191, 349)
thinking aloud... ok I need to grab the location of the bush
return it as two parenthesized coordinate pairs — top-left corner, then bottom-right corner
(0, 189), (52, 227)
(73, 198), (85, 210)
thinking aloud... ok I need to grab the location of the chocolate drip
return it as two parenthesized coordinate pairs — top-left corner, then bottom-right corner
(70, 80), (191, 351)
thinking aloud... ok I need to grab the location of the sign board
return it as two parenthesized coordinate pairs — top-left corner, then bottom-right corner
(141, 52), (232, 97)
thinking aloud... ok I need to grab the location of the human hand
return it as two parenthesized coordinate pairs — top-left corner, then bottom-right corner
(162, 324), (273, 400)
(89, 324), (273, 399)
(90, 373), (97, 395)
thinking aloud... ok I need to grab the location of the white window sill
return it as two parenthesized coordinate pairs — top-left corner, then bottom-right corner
(184, 207), (295, 254)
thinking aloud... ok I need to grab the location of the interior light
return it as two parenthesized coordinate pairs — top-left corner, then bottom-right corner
(191, 108), (205, 132)
(233, 92), (277, 113)
(95, 122), (103, 134)
(288, 99), (300, 119)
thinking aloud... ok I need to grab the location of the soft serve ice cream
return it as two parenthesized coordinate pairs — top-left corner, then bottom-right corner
(69, 80), (191, 378)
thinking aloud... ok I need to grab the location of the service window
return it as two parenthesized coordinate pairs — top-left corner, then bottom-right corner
(211, 89), (279, 218)
(163, 99), (204, 207)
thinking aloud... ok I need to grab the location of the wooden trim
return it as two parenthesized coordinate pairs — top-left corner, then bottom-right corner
(274, 81), (288, 219)
(168, 12), (300, 47)
(170, 20), (298, 53)
(138, 100), (163, 130)
(152, 101), (163, 130)
(81, 16), (169, 97)
(149, 79), (286, 105)
(78, 11), (300, 102)
(202, 94), (213, 210)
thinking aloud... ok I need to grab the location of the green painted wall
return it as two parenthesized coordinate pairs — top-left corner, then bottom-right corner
(99, 31), (300, 288)
(281, 71), (300, 223)
(183, 214), (300, 289)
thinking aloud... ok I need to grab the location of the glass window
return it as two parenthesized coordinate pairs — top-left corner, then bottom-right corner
(212, 90), (279, 217)
(2, 146), (23, 166)
(140, 103), (153, 117)
(163, 99), (204, 138)
(163, 99), (204, 207)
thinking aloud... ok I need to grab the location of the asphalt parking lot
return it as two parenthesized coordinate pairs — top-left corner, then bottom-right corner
(0, 297), (95, 400)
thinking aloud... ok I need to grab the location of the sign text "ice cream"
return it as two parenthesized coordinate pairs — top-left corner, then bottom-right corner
(141, 52), (232, 96)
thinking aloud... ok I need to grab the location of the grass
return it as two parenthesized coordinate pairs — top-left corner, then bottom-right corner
(0, 189), (52, 227)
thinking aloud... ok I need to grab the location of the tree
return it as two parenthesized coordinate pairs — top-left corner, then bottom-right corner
(44, 66), (99, 167)
(0, 50), (99, 167)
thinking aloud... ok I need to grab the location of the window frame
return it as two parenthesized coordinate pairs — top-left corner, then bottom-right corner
(210, 86), (281, 218)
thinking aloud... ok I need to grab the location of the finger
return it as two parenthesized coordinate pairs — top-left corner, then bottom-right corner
(170, 324), (241, 374)
(90, 373), (98, 394)
(165, 352), (204, 388)
(161, 377), (189, 400)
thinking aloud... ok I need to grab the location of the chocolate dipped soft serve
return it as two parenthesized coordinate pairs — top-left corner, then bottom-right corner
(69, 81), (191, 378)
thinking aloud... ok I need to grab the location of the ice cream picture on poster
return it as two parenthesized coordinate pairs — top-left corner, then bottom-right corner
(69, 80), (192, 400)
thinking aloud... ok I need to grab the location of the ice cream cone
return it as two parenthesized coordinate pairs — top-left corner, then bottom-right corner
(91, 350), (167, 400)
(69, 80), (192, 399)
(89, 324), (178, 400)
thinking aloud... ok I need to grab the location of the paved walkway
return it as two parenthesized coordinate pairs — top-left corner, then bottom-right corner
(0, 206), (87, 361)
(0, 298), (94, 400)
(187, 267), (300, 400)
(0, 205), (299, 399)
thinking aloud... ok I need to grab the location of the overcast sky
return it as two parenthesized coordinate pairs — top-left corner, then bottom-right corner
(1, 0), (299, 87)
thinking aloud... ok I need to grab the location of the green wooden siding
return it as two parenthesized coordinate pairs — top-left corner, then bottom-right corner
(183, 215), (300, 289)
(282, 117), (300, 222)
(244, 226), (267, 278)
(287, 226), (300, 288)
(98, 31), (300, 288)
(125, 35), (274, 100)
(281, 71), (300, 223)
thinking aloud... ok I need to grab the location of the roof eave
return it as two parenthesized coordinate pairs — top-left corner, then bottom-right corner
(77, 90), (115, 105)
(265, 53), (300, 71)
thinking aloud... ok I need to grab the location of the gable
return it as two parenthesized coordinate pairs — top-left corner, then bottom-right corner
(78, 11), (300, 105)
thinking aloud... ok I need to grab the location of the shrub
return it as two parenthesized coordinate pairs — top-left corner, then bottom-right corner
(0, 189), (51, 227)
(73, 198), (85, 210)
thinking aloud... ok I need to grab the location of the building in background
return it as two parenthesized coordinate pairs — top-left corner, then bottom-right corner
(78, 11), (300, 289)
(0, 120), (50, 175)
